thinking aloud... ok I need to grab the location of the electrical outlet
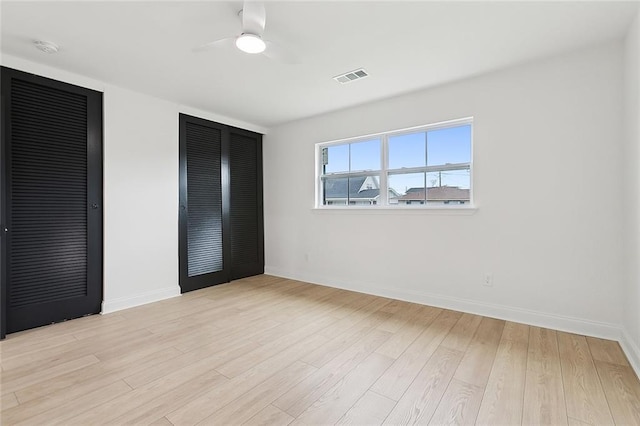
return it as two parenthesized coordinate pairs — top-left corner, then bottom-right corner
(483, 273), (493, 287)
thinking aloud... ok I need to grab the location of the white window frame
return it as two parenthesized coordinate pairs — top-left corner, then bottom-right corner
(315, 117), (474, 209)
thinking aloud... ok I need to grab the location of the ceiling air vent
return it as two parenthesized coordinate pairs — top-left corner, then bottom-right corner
(333, 68), (369, 84)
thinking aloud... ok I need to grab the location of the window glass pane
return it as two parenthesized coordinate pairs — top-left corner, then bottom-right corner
(426, 168), (470, 189)
(388, 132), (426, 169)
(323, 175), (381, 205)
(388, 173), (425, 205)
(322, 176), (348, 205)
(426, 169), (471, 204)
(427, 125), (471, 166)
(324, 144), (349, 173)
(350, 139), (380, 172)
(349, 175), (380, 205)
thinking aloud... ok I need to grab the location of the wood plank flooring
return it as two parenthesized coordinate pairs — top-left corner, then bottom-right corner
(1, 275), (639, 425)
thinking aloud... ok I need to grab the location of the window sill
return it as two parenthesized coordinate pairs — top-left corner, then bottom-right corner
(311, 206), (478, 215)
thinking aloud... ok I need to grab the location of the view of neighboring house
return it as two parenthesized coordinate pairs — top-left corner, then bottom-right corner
(324, 176), (398, 205)
(324, 176), (470, 206)
(392, 186), (470, 205)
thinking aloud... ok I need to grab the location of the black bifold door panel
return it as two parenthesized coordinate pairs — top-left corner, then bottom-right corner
(179, 114), (263, 293)
(1, 67), (103, 338)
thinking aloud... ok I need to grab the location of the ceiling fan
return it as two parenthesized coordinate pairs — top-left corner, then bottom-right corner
(194, 1), (299, 63)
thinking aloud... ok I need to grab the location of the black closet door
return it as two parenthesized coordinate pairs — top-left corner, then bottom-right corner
(178, 114), (263, 293)
(1, 67), (103, 338)
(179, 114), (230, 292)
(229, 129), (264, 280)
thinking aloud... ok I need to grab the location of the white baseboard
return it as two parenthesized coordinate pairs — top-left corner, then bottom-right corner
(621, 328), (640, 378)
(264, 266), (621, 341)
(101, 285), (180, 314)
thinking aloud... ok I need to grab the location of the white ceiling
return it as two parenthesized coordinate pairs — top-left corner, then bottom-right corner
(1, 1), (638, 128)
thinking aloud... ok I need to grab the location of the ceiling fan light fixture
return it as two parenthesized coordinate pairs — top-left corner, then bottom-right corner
(235, 33), (266, 54)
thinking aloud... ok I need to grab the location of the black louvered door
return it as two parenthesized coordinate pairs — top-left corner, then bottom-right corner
(178, 114), (263, 293)
(1, 67), (103, 337)
(229, 129), (264, 280)
(179, 115), (229, 292)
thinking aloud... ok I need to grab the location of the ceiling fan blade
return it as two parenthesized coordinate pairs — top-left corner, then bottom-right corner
(193, 37), (235, 52)
(263, 40), (300, 64)
(242, 1), (266, 36)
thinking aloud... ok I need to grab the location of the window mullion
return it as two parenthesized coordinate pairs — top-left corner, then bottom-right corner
(380, 134), (389, 206)
(424, 131), (428, 204)
(387, 163), (470, 175)
(320, 147), (325, 207)
(347, 144), (351, 205)
(321, 171), (373, 179)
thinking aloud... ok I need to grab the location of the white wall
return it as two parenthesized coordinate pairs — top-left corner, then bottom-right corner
(623, 10), (640, 373)
(102, 87), (180, 312)
(264, 42), (625, 339)
(0, 54), (266, 313)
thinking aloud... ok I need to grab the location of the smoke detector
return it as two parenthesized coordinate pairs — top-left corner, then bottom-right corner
(333, 68), (368, 84)
(34, 40), (59, 54)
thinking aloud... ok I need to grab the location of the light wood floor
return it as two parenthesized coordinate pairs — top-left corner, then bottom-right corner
(1, 275), (639, 425)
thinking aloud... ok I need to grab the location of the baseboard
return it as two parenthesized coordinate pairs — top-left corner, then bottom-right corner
(101, 285), (180, 314)
(264, 266), (621, 341)
(621, 328), (640, 378)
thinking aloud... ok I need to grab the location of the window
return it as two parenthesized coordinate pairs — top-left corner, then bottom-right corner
(317, 118), (472, 208)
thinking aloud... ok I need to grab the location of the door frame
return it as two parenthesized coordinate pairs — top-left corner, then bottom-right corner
(0, 67), (103, 339)
(1, 68), (8, 339)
